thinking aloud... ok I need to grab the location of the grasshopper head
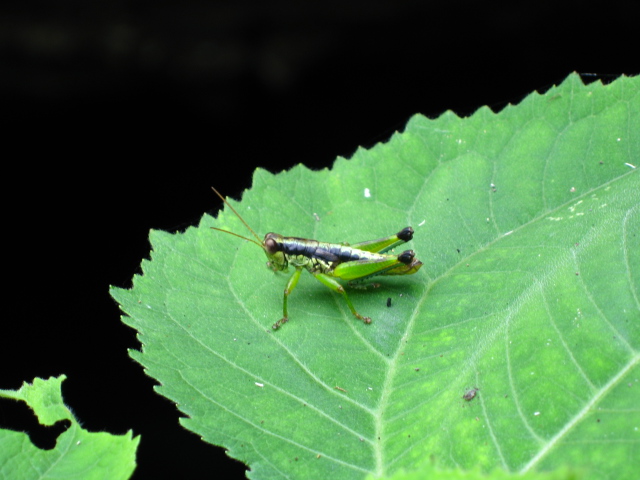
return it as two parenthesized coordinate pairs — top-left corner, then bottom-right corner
(210, 188), (290, 273)
(264, 232), (288, 272)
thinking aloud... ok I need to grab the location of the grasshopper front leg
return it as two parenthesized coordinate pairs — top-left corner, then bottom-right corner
(272, 267), (303, 330)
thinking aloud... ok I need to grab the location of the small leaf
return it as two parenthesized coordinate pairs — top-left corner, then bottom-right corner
(0, 376), (139, 480)
(111, 73), (639, 479)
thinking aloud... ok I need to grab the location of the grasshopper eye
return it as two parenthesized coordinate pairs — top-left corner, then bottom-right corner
(264, 234), (280, 255)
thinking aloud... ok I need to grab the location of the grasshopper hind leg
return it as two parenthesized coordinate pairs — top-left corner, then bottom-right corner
(313, 273), (372, 325)
(272, 268), (371, 330)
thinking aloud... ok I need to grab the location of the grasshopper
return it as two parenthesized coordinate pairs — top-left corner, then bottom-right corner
(211, 188), (423, 330)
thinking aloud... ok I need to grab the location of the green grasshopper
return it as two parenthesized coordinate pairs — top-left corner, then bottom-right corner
(211, 188), (423, 330)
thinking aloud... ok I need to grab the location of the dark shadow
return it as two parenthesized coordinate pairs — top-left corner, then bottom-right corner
(0, 397), (71, 450)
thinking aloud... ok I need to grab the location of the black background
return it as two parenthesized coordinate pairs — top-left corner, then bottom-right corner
(1, 1), (637, 478)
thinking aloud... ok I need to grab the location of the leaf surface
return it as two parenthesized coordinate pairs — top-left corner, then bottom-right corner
(111, 74), (639, 479)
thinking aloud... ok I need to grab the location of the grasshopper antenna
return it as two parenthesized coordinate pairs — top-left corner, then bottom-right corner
(210, 187), (264, 249)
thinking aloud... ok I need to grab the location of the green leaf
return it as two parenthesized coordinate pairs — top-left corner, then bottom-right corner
(0, 376), (139, 480)
(366, 464), (583, 480)
(111, 73), (639, 479)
